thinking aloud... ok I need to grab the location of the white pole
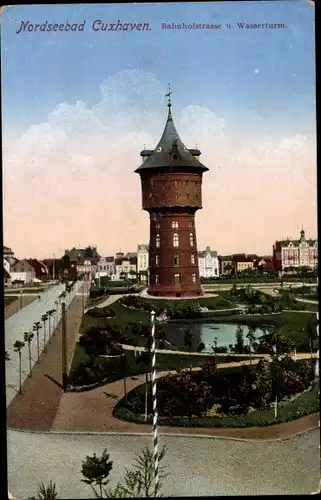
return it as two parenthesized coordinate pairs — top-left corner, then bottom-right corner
(151, 310), (159, 497)
(294, 349), (297, 362)
(274, 396), (278, 419)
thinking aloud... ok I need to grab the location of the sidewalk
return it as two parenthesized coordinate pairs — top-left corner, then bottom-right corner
(7, 286), (85, 431)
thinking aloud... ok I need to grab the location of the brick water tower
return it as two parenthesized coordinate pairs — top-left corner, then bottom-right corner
(135, 89), (209, 297)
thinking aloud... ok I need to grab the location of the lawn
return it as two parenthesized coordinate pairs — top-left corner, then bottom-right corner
(67, 344), (248, 389)
(4, 296), (18, 306)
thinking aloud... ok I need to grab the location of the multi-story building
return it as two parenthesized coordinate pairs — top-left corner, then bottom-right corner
(218, 256), (234, 276)
(137, 244), (149, 283)
(135, 93), (209, 297)
(64, 246), (100, 278)
(115, 256), (137, 280)
(198, 246), (219, 278)
(273, 228), (318, 273)
(233, 254), (256, 274)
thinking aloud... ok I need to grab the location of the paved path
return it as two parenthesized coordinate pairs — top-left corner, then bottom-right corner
(51, 352), (317, 435)
(7, 429), (320, 498)
(7, 285), (87, 430)
(296, 297), (318, 304)
(5, 282), (83, 407)
(84, 293), (125, 314)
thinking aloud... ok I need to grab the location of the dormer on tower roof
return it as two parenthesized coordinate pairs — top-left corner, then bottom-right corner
(135, 87), (208, 173)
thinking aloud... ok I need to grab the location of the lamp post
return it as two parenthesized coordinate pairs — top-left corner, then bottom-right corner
(150, 310), (159, 497)
(61, 301), (68, 391)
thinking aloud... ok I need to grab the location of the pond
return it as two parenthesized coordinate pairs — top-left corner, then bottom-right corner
(162, 322), (266, 352)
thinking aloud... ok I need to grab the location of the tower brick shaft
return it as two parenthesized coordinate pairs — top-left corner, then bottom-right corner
(135, 96), (208, 297)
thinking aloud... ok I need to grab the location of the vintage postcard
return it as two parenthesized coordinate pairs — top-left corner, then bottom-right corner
(3, 1), (319, 498)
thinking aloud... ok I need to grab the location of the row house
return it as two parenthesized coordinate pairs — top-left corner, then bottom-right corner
(218, 255), (234, 276)
(198, 247), (220, 278)
(273, 228), (318, 273)
(96, 256), (115, 276)
(137, 244), (149, 283)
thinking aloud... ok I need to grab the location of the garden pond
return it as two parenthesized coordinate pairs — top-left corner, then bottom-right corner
(161, 322), (267, 352)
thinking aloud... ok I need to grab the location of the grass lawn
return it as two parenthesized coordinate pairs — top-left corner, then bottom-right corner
(4, 296), (18, 306)
(68, 343), (248, 388)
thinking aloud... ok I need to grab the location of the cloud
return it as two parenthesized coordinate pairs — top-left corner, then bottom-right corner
(3, 69), (317, 258)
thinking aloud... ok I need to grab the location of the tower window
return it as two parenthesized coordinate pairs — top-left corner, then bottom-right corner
(174, 180), (178, 188)
(173, 254), (179, 265)
(156, 234), (160, 248)
(156, 222), (160, 230)
(155, 274), (160, 284)
(172, 221), (179, 229)
(189, 233), (194, 247)
(173, 233), (179, 247)
(155, 255), (160, 266)
(191, 254), (195, 265)
(173, 273), (181, 284)
(188, 220), (193, 228)
(192, 272), (197, 283)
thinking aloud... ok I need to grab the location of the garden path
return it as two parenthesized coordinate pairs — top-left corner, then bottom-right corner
(49, 353), (318, 438)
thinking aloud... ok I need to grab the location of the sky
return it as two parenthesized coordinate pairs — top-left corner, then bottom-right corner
(1, 1), (316, 259)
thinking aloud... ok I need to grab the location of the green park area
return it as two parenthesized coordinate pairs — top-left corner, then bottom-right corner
(66, 283), (319, 428)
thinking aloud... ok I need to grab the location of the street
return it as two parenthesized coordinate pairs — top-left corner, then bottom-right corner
(5, 281), (83, 407)
(7, 429), (320, 498)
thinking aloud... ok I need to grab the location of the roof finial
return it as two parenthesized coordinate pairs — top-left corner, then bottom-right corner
(165, 83), (172, 120)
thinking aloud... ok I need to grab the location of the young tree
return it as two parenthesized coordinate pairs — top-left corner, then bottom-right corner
(33, 321), (42, 363)
(246, 326), (256, 365)
(184, 328), (195, 372)
(105, 446), (168, 498)
(235, 326), (244, 354)
(13, 340), (25, 394)
(23, 331), (34, 377)
(27, 481), (58, 499)
(120, 354), (128, 397)
(41, 313), (48, 352)
(46, 309), (55, 343)
(81, 448), (113, 498)
(211, 337), (218, 358)
(197, 341), (206, 353)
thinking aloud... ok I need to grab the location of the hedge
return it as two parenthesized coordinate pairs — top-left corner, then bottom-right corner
(113, 383), (319, 428)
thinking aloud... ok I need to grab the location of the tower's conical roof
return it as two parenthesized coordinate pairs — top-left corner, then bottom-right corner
(135, 101), (208, 173)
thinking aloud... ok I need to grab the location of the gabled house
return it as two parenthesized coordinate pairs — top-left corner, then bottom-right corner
(10, 259), (36, 283)
(26, 259), (49, 281)
(4, 268), (11, 287)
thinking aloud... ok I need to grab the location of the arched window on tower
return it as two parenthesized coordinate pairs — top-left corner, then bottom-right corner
(188, 220), (193, 228)
(155, 255), (160, 266)
(173, 233), (179, 248)
(189, 233), (194, 247)
(172, 221), (179, 229)
(173, 254), (179, 265)
(155, 274), (160, 284)
(156, 221), (160, 230)
(191, 254), (196, 265)
(192, 272), (197, 283)
(156, 234), (160, 248)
